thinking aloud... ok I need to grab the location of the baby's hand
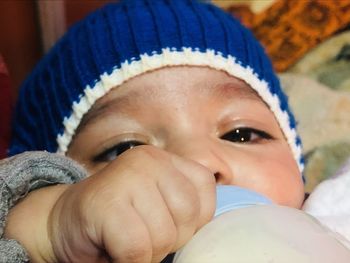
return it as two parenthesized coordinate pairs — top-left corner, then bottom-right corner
(48, 145), (216, 262)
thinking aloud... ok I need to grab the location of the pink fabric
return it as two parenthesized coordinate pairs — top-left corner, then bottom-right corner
(0, 54), (13, 158)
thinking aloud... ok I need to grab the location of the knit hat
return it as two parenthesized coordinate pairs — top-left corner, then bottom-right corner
(9, 0), (304, 174)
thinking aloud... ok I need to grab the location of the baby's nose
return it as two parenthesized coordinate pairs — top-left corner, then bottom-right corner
(167, 141), (233, 184)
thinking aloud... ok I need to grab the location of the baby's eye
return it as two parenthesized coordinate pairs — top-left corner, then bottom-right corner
(93, 140), (145, 162)
(220, 128), (272, 143)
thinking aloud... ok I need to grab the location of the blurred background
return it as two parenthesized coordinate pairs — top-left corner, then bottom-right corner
(1, 0), (350, 192)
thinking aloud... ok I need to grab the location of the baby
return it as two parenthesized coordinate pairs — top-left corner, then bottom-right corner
(1, 0), (309, 262)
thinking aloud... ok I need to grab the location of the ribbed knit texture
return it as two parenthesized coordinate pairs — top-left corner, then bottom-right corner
(9, 0), (304, 173)
(0, 151), (87, 263)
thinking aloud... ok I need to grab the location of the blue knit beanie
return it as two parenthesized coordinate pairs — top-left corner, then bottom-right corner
(9, 0), (304, 173)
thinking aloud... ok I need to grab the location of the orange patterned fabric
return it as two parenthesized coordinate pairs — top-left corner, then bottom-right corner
(228, 0), (350, 72)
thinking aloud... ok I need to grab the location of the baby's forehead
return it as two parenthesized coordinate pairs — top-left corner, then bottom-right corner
(85, 67), (263, 116)
(75, 67), (268, 136)
(99, 67), (262, 104)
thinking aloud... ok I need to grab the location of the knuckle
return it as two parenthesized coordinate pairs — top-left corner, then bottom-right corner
(120, 145), (163, 163)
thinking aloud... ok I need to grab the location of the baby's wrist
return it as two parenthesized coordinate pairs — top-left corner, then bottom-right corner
(5, 184), (70, 263)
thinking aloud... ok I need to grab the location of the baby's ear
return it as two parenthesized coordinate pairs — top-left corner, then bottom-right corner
(0, 54), (14, 159)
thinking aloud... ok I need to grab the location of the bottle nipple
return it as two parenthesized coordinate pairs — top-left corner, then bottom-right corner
(215, 185), (272, 217)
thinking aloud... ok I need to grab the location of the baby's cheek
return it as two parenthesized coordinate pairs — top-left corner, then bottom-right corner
(269, 179), (304, 209)
(233, 144), (303, 208)
(261, 155), (304, 209)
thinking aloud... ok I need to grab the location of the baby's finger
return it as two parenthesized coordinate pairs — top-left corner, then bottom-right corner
(170, 154), (216, 228)
(132, 183), (178, 262)
(157, 169), (201, 251)
(102, 204), (152, 263)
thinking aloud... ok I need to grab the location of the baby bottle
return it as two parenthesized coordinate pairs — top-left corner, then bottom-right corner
(174, 186), (350, 263)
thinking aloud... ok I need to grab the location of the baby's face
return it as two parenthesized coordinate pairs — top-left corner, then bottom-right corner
(68, 66), (304, 208)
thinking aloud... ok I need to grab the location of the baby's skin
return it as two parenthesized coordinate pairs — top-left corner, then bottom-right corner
(5, 66), (304, 263)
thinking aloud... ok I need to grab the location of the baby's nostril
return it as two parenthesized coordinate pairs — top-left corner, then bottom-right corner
(214, 172), (220, 182)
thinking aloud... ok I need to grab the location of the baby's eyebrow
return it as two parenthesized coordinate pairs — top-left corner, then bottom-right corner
(77, 80), (263, 134)
(76, 93), (135, 134)
(210, 81), (262, 102)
